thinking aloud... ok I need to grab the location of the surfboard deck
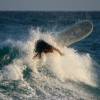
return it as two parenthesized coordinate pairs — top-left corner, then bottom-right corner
(55, 20), (93, 46)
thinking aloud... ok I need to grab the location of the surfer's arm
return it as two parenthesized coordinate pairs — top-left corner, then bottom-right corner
(33, 53), (38, 59)
(53, 47), (63, 56)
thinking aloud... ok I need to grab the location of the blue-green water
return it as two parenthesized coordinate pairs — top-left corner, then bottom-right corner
(0, 11), (100, 100)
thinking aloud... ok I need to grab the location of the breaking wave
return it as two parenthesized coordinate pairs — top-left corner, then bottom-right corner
(0, 29), (99, 99)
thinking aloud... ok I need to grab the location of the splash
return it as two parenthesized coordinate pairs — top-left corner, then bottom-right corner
(2, 29), (97, 87)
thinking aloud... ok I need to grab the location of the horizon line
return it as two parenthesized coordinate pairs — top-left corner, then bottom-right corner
(0, 10), (100, 12)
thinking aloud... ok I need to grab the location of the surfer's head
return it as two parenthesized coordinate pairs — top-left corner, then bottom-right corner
(33, 40), (63, 59)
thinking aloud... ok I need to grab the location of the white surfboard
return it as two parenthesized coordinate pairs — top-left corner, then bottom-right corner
(55, 20), (93, 46)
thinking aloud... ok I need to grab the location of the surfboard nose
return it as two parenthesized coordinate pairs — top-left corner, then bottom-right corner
(55, 20), (93, 46)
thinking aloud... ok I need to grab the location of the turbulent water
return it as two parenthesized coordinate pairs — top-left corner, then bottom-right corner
(0, 12), (100, 100)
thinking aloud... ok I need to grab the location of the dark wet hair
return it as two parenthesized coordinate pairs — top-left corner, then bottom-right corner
(35, 40), (53, 53)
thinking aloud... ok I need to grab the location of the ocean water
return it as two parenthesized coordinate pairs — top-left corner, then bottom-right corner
(0, 11), (100, 100)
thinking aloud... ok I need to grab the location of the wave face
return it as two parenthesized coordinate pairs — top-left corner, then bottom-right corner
(0, 12), (100, 100)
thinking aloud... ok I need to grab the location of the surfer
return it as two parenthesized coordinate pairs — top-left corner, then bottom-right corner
(33, 21), (93, 59)
(33, 40), (63, 59)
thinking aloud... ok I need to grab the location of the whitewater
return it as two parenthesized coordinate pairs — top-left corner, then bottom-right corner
(0, 29), (99, 100)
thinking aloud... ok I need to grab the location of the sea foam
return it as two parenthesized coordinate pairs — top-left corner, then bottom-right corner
(2, 29), (97, 87)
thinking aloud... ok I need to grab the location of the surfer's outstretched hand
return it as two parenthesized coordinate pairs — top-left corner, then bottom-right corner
(53, 47), (64, 56)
